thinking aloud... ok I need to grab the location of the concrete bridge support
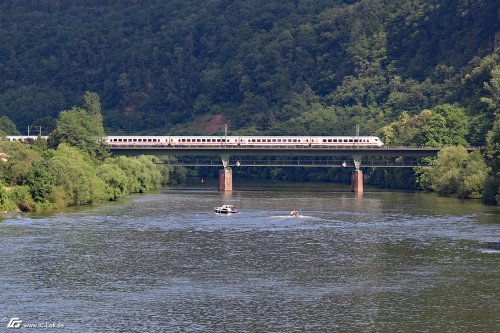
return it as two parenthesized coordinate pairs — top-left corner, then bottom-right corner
(219, 154), (233, 191)
(218, 168), (233, 191)
(351, 154), (363, 193)
(351, 170), (363, 193)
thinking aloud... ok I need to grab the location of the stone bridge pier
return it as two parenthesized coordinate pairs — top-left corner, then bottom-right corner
(218, 154), (232, 191)
(351, 154), (363, 193)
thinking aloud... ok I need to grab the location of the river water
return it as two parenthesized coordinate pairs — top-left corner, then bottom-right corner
(0, 182), (499, 332)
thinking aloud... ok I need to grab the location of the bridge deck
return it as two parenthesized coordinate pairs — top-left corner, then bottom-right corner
(109, 145), (480, 157)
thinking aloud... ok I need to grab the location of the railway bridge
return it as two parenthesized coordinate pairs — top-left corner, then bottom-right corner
(109, 145), (480, 193)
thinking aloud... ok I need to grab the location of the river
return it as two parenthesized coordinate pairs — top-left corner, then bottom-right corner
(0, 182), (499, 332)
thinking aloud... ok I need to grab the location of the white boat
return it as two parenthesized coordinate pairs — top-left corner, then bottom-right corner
(290, 209), (299, 217)
(214, 204), (238, 214)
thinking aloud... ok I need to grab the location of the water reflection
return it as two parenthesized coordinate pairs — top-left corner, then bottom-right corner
(0, 182), (499, 332)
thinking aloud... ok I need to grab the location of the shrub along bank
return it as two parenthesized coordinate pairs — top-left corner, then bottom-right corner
(0, 93), (185, 213)
(0, 139), (183, 212)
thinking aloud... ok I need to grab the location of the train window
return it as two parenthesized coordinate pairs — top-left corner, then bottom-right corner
(306, 139), (308, 142)
(257, 139), (261, 142)
(328, 139), (332, 142)
(265, 139), (270, 142)
(293, 139), (297, 142)
(277, 139), (281, 142)
(272, 139), (276, 142)
(354, 139), (358, 142)
(375, 138), (379, 141)
(133, 139), (137, 142)
(323, 139), (327, 143)
(349, 139), (353, 142)
(180, 139), (185, 142)
(333, 139), (337, 142)
(195, 139), (200, 142)
(217, 139), (221, 142)
(201, 139), (205, 142)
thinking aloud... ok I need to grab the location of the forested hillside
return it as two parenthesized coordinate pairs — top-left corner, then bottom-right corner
(0, 0), (497, 143)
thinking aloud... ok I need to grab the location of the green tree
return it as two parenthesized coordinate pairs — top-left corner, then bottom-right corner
(48, 107), (109, 161)
(96, 162), (128, 200)
(419, 146), (488, 199)
(0, 116), (20, 135)
(0, 141), (42, 185)
(25, 160), (54, 203)
(83, 91), (104, 122)
(50, 144), (107, 205)
(381, 105), (469, 147)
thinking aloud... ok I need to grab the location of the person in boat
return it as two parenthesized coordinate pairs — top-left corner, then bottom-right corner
(290, 209), (299, 217)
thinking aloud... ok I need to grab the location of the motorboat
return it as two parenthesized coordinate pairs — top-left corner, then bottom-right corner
(290, 209), (299, 217)
(214, 204), (238, 214)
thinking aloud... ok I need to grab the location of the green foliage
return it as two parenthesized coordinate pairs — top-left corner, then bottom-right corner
(0, 85), (65, 132)
(102, 155), (164, 194)
(380, 105), (469, 147)
(96, 162), (128, 200)
(0, 186), (17, 212)
(25, 161), (54, 203)
(83, 91), (104, 123)
(48, 107), (109, 161)
(8, 186), (35, 212)
(483, 113), (500, 204)
(0, 0), (495, 135)
(0, 0), (497, 202)
(0, 116), (20, 136)
(419, 147), (489, 199)
(50, 144), (107, 205)
(0, 141), (42, 185)
(485, 114), (500, 176)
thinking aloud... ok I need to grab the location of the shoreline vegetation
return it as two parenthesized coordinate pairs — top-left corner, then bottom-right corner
(0, 93), (186, 213)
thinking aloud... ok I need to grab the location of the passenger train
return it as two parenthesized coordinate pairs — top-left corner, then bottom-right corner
(106, 135), (384, 147)
(5, 135), (384, 147)
(7, 135), (384, 147)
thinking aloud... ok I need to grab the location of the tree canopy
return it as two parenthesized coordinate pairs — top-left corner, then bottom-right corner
(0, 0), (496, 142)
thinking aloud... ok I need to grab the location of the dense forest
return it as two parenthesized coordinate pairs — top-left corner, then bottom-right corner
(0, 0), (499, 203)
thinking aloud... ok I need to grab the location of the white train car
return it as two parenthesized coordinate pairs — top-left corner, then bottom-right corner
(5, 135), (49, 142)
(239, 136), (313, 146)
(105, 136), (170, 145)
(310, 136), (383, 147)
(169, 136), (240, 146)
